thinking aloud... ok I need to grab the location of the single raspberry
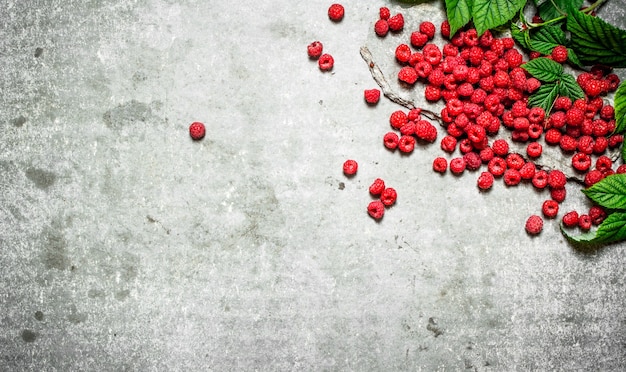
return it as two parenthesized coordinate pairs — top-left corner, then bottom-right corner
(364, 89), (381, 104)
(374, 19), (389, 37)
(592, 119), (610, 137)
(577, 136), (594, 154)
(328, 4), (345, 22)
(528, 124), (543, 140)
(447, 123), (464, 137)
(433, 157), (448, 173)
(381, 187), (397, 206)
(609, 134), (624, 148)
(532, 170), (549, 189)
(440, 135), (457, 153)
(443, 44), (459, 57)
(415, 120), (438, 142)
(578, 214), (592, 230)
(589, 205), (607, 225)
(471, 89), (488, 105)
(466, 125), (486, 146)
(463, 29), (479, 47)
(548, 111), (567, 129)
(441, 89), (459, 102)
(414, 61), (433, 78)
(318, 54), (334, 71)
(479, 147), (494, 163)
(307, 41), (323, 59)
(547, 170), (567, 189)
(618, 164), (626, 174)
(595, 155), (613, 172)
(606, 73), (621, 91)
(593, 137), (609, 154)
(450, 157), (467, 175)
(423, 44), (442, 65)
(566, 107), (585, 127)
(419, 21), (436, 39)
(513, 117), (530, 132)
(379, 7), (391, 20)
(506, 153), (525, 170)
(526, 77), (541, 93)
(343, 159), (358, 176)
(424, 85), (441, 101)
(440, 20), (451, 39)
(478, 29), (494, 48)
(407, 108), (422, 122)
(389, 110), (408, 129)
(572, 152), (592, 171)
(487, 157), (507, 177)
(410, 31), (429, 48)
(542, 200), (559, 218)
(554, 96), (573, 111)
(398, 66), (418, 85)
(502, 37), (515, 49)
(562, 211), (579, 227)
(369, 178), (386, 195)
(458, 138), (473, 154)
(583, 79), (603, 97)
(600, 105), (615, 120)
(395, 44), (411, 64)
(493, 70), (510, 88)
(367, 200), (385, 220)
(545, 129), (562, 145)
(525, 215), (544, 235)
(383, 132), (400, 150)
(551, 45), (568, 63)
(519, 162), (536, 180)
(584, 169), (604, 187)
(559, 135), (578, 152)
(387, 13), (404, 32)
(511, 129), (530, 143)
(400, 122), (416, 136)
(398, 135), (416, 153)
(550, 187), (567, 203)
(510, 101), (530, 118)
(503, 169), (522, 186)
(468, 46), (484, 66)
(456, 82), (474, 97)
(526, 142), (542, 158)
(477, 171), (494, 190)
(492, 139), (509, 156)
(464, 152), (482, 171)
(527, 107), (546, 125)
(189, 122), (206, 140)
(505, 49), (523, 68)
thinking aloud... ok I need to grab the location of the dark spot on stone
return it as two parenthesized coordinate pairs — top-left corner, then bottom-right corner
(34, 311), (44, 321)
(338, 182), (345, 190)
(41, 227), (70, 271)
(427, 317), (443, 337)
(7, 205), (24, 221)
(87, 289), (105, 298)
(319, 100), (323, 105)
(21, 329), (37, 343)
(103, 100), (152, 129)
(12, 115), (27, 127)
(68, 304), (87, 324)
(115, 289), (130, 301)
(34, 47), (43, 58)
(25, 167), (57, 190)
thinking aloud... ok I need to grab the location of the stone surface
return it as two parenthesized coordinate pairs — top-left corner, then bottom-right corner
(1, 0), (625, 370)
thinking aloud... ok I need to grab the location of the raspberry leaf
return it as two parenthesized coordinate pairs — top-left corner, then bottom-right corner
(537, 0), (582, 21)
(445, 0), (473, 37)
(614, 81), (626, 135)
(511, 24), (531, 49)
(561, 212), (626, 247)
(472, 0), (526, 36)
(566, 7), (626, 67)
(521, 57), (563, 82)
(530, 24), (566, 55)
(582, 174), (626, 210)
(527, 82), (559, 113)
(557, 74), (585, 101)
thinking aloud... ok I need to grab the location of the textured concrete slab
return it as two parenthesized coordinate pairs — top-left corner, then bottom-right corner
(1, 0), (625, 370)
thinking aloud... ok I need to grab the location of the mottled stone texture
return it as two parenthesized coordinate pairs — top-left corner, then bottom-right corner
(1, 0), (625, 370)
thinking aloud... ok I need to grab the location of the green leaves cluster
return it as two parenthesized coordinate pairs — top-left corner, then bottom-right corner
(562, 174), (626, 247)
(520, 57), (584, 113)
(444, 0), (526, 36)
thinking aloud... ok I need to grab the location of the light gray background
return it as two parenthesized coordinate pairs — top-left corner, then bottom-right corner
(1, 0), (625, 370)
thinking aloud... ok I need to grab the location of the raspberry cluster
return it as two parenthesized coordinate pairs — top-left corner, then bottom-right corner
(367, 178), (398, 220)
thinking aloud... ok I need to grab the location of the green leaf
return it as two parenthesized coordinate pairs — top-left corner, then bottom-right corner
(557, 74), (585, 101)
(472, 0), (525, 36)
(537, 0), (582, 21)
(446, 0), (473, 37)
(561, 224), (603, 248)
(561, 212), (626, 247)
(528, 82), (559, 113)
(582, 174), (626, 210)
(528, 24), (565, 54)
(614, 81), (626, 134)
(521, 57), (563, 82)
(511, 24), (531, 49)
(566, 47), (582, 67)
(566, 8), (626, 67)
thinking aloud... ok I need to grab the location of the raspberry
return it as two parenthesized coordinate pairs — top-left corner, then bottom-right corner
(318, 54), (334, 71)
(577, 136), (594, 154)
(479, 147), (494, 163)
(440, 135), (457, 153)
(379, 7), (390, 20)
(578, 214), (592, 230)
(479, 76), (495, 92)
(545, 129), (562, 145)
(364, 89), (381, 104)
(488, 157), (507, 177)
(525, 215), (544, 235)
(528, 124), (543, 139)
(307, 41), (323, 59)
(609, 134), (624, 148)
(398, 135), (416, 153)
(504, 49), (523, 68)
(492, 139), (509, 156)
(519, 162), (536, 180)
(550, 187), (567, 203)
(513, 117), (530, 132)
(593, 136), (609, 154)
(528, 107), (546, 125)
(343, 159), (358, 176)
(502, 37), (515, 49)
(477, 171), (494, 190)
(548, 111), (567, 129)
(572, 152), (592, 171)
(547, 170), (567, 189)
(398, 66), (418, 85)
(511, 129), (530, 143)
(443, 44), (459, 57)
(400, 122), (416, 136)
(584, 169), (604, 187)
(600, 105), (615, 120)
(503, 169), (522, 186)
(506, 153), (525, 170)
(433, 157), (448, 173)
(562, 211), (579, 227)
(493, 70), (510, 88)
(526, 77), (541, 93)
(189, 122), (206, 140)
(463, 29), (479, 47)
(450, 157), (467, 174)
(468, 46), (484, 66)
(595, 155), (613, 172)
(440, 20), (451, 39)
(369, 178), (386, 195)
(589, 205), (607, 225)
(559, 135), (577, 152)
(456, 82), (474, 97)
(415, 120), (437, 142)
(367, 200), (385, 220)
(374, 19), (389, 37)
(388, 13), (404, 32)
(511, 101), (530, 118)
(458, 138), (473, 153)
(447, 123), (464, 137)
(553, 96), (572, 111)
(618, 164), (626, 174)
(383, 132), (400, 150)
(407, 108), (422, 122)
(551, 45), (568, 63)
(478, 29), (494, 48)
(471, 88), (488, 105)
(380, 187), (398, 207)
(542, 200), (559, 218)
(424, 85), (441, 101)
(410, 31), (429, 48)
(419, 21), (436, 39)
(526, 142), (542, 158)
(464, 152), (482, 171)
(395, 44), (411, 64)
(414, 61), (433, 78)
(421, 45), (441, 66)
(532, 170), (549, 189)
(466, 124), (486, 146)
(328, 4), (345, 22)
(606, 73), (621, 91)
(592, 119), (610, 137)
(583, 79), (603, 97)
(389, 110), (408, 129)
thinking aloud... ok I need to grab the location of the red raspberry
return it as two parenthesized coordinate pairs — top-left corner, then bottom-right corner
(364, 89), (380, 104)
(609, 134), (624, 148)
(562, 211), (579, 227)
(307, 41), (323, 59)
(526, 142), (542, 158)
(549, 111), (567, 129)
(479, 147), (494, 163)
(471, 89), (488, 105)
(400, 122), (416, 136)
(419, 21), (436, 39)
(479, 76), (495, 92)
(578, 214), (592, 230)
(506, 153), (525, 170)
(379, 7), (390, 20)
(440, 135), (457, 153)
(584, 169), (604, 187)
(398, 66), (418, 84)
(565, 108), (584, 126)
(502, 37), (515, 49)
(383, 132), (400, 150)
(519, 162), (536, 180)
(511, 101), (530, 118)
(468, 46), (484, 66)
(511, 129), (530, 143)
(477, 171), (495, 190)
(545, 129), (562, 145)
(592, 119), (610, 137)
(542, 200), (559, 218)
(450, 157), (466, 175)
(504, 49), (523, 68)
(433, 157), (448, 173)
(577, 135), (594, 154)
(526, 77), (541, 93)
(463, 29), (479, 47)
(447, 123), (464, 137)
(606, 73), (621, 91)
(493, 70), (510, 88)
(458, 138), (473, 153)
(553, 96), (572, 111)
(525, 215), (544, 235)
(466, 125), (486, 146)
(189, 122), (206, 140)
(343, 159), (358, 175)
(487, 157), (507, 177)
(595, 155), (613, 172)
(443, 44), (459, 57)
(369, 178), (386, 195)
(600, 105), (615, 120)
(583, 79), (603, 97)
(318, 54), (334, 71)
(492, 139), (509, 156)
(527, 107), (545, 125)
(503, 169), (522, 186)
(440, 20), (451, 39)
(532, 170), (549, 189)
(572, 152), (592, 171)
(328, 4), (345, 22)
(457, 82), (474, 97)
(367, 200), (385, 220)
(381, 187), (397, 206)
(478, 29), (494, 48)
(427, 68), (444, 86)
(374, 19), (389, 37)
(423, 44), (442, 65)
(547, 169), (567, 189)
(551, 45), (568, 63)
(414, 61), (433, 78)
(559, 135), (577, 152)
(550, 187), (567, 203)
(410, 31), (429, 48)
(617, 164), (626, 174)
(415, 120), (438, 142)
(395, 44), (411, 64)
(424, 85), (441, 101)
(593, 136), (609, 154)
(589, 205), (607, 225)
(528, 124), (543, 140)
(464, 152), (482, 171)
(407, 108), (422, 122)
(398, 135), (416, 153)
(513, 117), (530, 132)
(389, 110), (408, 129)
(388, 13), (404, 32)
